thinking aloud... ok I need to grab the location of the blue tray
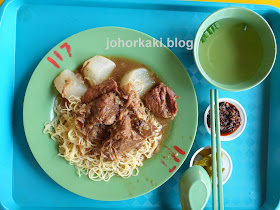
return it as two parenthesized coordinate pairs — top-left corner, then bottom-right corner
(0, 0), (280, 209)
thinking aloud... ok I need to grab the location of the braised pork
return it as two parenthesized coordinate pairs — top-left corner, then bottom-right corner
(145, 83), (179, 119)
(81, 78), (118, 103)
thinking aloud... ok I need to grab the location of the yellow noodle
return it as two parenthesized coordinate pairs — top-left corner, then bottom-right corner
(43, 96), (162, 181)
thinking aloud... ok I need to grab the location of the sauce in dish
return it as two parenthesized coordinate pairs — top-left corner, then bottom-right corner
(194, 148), (225, 178)
(207, 102), (242, 136)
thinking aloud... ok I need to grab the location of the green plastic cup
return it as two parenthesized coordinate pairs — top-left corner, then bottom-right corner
(193, 7), (277, 91)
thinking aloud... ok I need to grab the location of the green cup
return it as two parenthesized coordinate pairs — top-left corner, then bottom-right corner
(193, 7), (277, 91)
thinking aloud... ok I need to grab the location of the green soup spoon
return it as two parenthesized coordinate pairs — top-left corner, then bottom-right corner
(179, 165), (211, 210)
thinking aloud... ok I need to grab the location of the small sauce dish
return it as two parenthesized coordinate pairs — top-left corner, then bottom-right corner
(189, 146), (233, 185)
(204, 98), (247, 141)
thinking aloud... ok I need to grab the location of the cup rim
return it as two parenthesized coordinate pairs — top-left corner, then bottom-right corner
(193, 6), (277, 92)
(189, 146), (233, 185)
(203, 98), (247, 141)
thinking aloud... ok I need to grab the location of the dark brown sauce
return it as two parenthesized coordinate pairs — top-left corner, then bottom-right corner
(207, 102), (242, 136)
(109, 56), (170, 146)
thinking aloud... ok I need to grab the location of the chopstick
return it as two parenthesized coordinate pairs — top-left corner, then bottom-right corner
(210, 90), (217, 209)
(210, 89), (224, 210)
(214, 89), (224, 210)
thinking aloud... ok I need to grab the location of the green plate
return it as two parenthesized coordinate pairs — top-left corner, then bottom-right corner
(23, 27), (198, 201)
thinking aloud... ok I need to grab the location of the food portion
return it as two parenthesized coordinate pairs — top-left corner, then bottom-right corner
(44, 56), (179, 181)
(207, 102), (241, 136)
(145, 83), (179, 119)
(81, 78), (118, 103)
(82, 55), (116, 86)
(194, 148), (225, 178)
(75, 79), (157, 161)
(54, 70), (87, 99)
(121, 68), (155, 97)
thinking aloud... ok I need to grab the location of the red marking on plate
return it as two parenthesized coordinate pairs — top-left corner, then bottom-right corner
(47, 57), (60, 68)
(161, 160), (167, 166)
(171, 154), (180, 162)
(174, 145), (186, 155)
(60, 42), (72, 57)
(169, 166), (176, 173)
(54, 51), (63, 61)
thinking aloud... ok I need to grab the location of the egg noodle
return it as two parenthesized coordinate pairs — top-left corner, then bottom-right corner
(43, 96), (162, 181)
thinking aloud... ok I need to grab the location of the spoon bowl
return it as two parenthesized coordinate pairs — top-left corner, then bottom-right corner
(179, 165), (211, 210)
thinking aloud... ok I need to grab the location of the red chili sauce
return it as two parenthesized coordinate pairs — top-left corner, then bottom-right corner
(207, 102), (242, 136)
